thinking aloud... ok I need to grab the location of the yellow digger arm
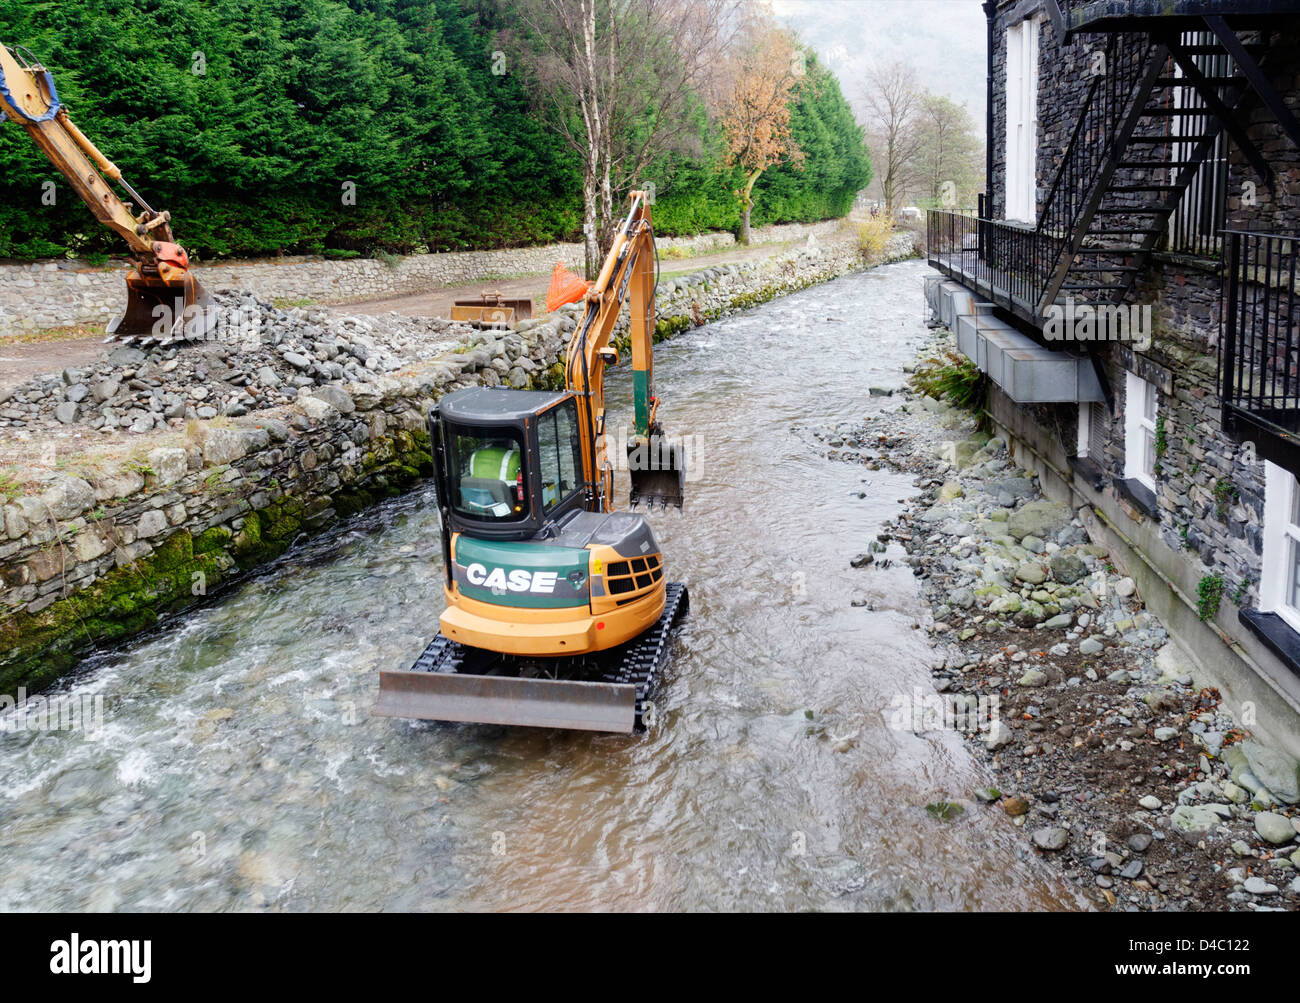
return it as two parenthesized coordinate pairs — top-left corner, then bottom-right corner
(0, 43), (212, 342)
(564, 191), (683, 511)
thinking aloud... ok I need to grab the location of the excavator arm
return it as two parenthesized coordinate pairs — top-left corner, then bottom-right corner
(0, 44), (213, 344)
(564, 191), (685, 511)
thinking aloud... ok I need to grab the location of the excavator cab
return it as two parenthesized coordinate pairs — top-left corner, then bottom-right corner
(433, 387), (590, 541)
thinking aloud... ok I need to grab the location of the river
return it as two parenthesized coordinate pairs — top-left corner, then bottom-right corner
(0, 258), (1086, 911)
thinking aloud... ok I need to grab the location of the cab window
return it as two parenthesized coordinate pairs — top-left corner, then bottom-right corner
(538, 399), (584, 511)
(448, 428), (527, 521)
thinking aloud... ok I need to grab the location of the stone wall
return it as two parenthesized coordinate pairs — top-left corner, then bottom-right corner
(0, 219), (847, 336)
(0, 230), (915, 695)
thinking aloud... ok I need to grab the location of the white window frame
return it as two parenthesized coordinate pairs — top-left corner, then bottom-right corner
(1004, 17), (1040, 223)
(1123, 370), (1158, 490)
(1261, 461), (1300, 633)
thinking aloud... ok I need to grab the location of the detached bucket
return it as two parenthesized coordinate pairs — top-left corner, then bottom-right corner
(545, 261), (590, 312)
(629, 433), (686, 509)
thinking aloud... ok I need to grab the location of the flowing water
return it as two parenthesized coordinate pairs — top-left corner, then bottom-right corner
(0, 259), (1086, 911)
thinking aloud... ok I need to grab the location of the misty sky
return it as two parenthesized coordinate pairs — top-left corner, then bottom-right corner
(772, 0), (989, 128)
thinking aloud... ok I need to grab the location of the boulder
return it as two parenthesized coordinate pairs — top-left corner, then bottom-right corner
(1049, 552), (1087, 585)
(1241, 742), (1300, 804)
(1008, 500), (1071, 541)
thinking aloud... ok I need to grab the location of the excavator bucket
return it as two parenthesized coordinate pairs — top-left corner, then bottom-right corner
(629, 433), (686, 509)
(107, 267), (217, 346)
(374, 670), (637, 733)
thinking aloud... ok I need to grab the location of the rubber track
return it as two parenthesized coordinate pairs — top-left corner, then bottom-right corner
(407, 583), (689, 729)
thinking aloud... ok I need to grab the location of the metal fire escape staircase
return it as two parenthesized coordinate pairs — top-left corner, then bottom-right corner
(1032, 24), (1278, 406)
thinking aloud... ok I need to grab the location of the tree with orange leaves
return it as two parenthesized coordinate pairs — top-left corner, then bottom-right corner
(718, 25), (807, 244)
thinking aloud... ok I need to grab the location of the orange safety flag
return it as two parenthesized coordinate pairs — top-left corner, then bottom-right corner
(545, 261), (591, 313)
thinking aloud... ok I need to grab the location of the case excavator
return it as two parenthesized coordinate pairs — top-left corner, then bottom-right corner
(0, 44), (213, 344)
(374, 192), (688, 733)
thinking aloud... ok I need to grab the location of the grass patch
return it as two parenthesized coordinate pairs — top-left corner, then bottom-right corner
(855, 216), (894, 260)
(0, 323), (99, 346)
(910, 348), (987, 417)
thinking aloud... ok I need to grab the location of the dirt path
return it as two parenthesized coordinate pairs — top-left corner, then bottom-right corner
(0, 337), (106, 396)
(330, 237), (815, 319)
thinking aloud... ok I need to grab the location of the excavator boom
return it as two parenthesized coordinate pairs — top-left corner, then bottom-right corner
(565, 192), (686, 509)
(0, 44), (214, 344)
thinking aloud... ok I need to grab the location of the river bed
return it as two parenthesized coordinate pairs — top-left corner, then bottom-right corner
(0, 259), (1086, 911)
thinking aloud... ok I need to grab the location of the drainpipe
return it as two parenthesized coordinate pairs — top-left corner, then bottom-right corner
(983, 0), (997, 216)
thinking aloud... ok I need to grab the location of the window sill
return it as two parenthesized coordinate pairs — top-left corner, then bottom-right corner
(1116, 477), (1159, 520)
(1068, 455), (1105, 491)
(1239, 608), (1300, 682)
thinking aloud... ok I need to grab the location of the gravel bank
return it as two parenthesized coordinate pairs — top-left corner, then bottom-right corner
(817, 325), (1300, 912)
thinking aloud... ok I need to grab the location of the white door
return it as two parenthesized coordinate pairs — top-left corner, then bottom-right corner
(1005, 18), (1039, 223)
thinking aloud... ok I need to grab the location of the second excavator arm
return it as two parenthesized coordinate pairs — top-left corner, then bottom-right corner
(0, 43), (213, 344)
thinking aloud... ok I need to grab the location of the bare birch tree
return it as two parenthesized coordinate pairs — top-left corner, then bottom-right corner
(504, 0), (744, 277)
(862, 60), (924, 218)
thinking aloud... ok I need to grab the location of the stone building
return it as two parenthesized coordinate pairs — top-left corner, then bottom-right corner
(926, 0), (1300, 756)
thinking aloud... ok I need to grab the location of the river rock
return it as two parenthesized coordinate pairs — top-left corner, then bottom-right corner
(1017, 668), (1048, 687)
(1243, 876), (1278, 895)
(1241, 741), (1300, 804)
(1015, 562), (1046, 585)
(1170, 804), (1223, 838)
(1032, 826), (1069, 850)
(1079, 637), (1103, 655)
(1008, 500), (1071, 541)
(984, 719), (1014, 750)
(1254, 812), (1296, 845)
(1049, 552), (1087, 584)
(937, 480), (964, 503)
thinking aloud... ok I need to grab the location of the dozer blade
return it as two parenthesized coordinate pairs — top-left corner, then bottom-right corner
(107, 270), (218, 346)
(629, 434), (686, 509)
(374, 669), (637, 733)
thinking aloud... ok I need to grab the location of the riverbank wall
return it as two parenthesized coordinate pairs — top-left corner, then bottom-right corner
(0, 230), (917, 695)
(0, 219), (846, 336)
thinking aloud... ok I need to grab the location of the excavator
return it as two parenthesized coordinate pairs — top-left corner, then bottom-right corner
(0, 44), (213, 344)
(374, 191), (689, 734)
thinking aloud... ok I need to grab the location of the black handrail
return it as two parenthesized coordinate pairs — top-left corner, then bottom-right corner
(1219, 230), (1299, 431)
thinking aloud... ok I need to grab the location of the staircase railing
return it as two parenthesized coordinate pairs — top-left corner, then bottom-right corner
(1220, 230), (1300, 433)
(1033, 33), (1157, 311)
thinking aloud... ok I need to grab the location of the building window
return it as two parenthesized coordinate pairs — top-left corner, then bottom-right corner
(1261, 462), (1300, 633)
(1124, 371), (1158, 490)
(1166, 30), (1229, 259)
(1004, 17), (1040, 223)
